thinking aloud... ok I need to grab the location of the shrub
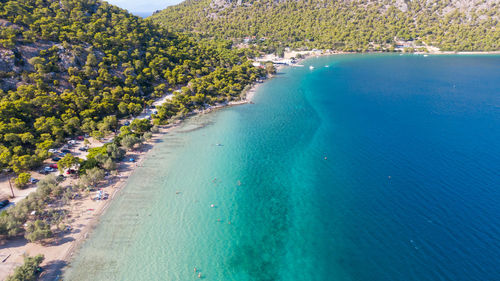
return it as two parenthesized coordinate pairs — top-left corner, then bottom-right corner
(25, 220), (52, 243)
(6, 254), (44, 281)
(14, 173), (31, 189)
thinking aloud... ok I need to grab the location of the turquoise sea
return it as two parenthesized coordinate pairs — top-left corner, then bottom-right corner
(64, 54), (500, 281)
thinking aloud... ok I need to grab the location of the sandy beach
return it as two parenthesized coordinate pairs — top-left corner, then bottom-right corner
(0, 130), (163, 280)
(3, 48), (495, 279)
(0, 53), (329, 279)
(0, 78), (263, 280)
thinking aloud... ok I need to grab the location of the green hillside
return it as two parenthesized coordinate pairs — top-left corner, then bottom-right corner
(0, 0), (264, 173)
(151, 0), (500, 52)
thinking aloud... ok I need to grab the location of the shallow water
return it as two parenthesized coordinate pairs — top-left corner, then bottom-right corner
(65, 54), (500, 281)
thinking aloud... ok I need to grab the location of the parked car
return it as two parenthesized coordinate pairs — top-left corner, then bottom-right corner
(68, 140), (76, 145)
(49, 163), (58, 169)
(56, 175), (65, 182)
(44, 167), (55, 173)
(30, 178), (39, 184)
(61, 149), (71, 153)
(124, 121), (130, 126)
(78, 146), (89, 151)
(57, 152), (66, 157)
(77, 136), (84, 140)
(52, 157), (61, 161)
(48, 149), (57, 153)
(0, 199), (9, 209)
(129, 158), (135, 162)
(65, 169), (77, 175)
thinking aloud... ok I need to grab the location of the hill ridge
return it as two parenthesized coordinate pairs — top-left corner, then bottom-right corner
(151, 0), (500, 52)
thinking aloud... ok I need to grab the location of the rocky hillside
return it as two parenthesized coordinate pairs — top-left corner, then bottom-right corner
(151, 0), (500, 51)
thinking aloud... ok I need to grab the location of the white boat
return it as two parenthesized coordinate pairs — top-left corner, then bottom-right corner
(309, 66), (314, 70)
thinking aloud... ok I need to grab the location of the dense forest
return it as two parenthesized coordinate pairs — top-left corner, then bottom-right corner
(0, 0), (266, 174)
(151, 0), (500, 52)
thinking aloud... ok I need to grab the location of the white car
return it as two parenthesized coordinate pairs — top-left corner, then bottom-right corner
(44, 167), (55, 172)
(48, 149), (57, 153)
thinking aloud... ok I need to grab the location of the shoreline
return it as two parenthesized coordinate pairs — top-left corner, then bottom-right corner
(416, 50), (500, 55)
(44, 94), (263, 278)
(4, 49), (496, 279)
(0, 51), (335, 279)
(38, 60), (300, 278)
(0, 67), (269, 280)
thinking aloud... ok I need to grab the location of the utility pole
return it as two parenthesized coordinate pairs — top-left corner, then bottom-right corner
(7, 173), (14, 198)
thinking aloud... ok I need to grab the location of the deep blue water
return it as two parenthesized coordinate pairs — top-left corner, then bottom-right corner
(286, 54), (500, 281)
(66, 54), (500, 281)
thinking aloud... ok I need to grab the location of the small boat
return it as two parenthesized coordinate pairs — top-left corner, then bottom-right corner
(309, 65), (314, 70)
(423, 54), (428, 57)
(215, 143), (223, 146)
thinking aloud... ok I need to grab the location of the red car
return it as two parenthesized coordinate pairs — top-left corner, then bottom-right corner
(77, 136), (84, 140)
(49, 163), (58, 169)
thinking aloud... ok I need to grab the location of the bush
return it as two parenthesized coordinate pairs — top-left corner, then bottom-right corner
(14, 173), (31, 189)
(102, 158), (117, 171)
(79, 167), (105, 188)
(86, 146), (108, 160)
(106, 143), (125, 160)
(79, 158), (99, 173)
(120, 135), (140, 150)
(58, 154), (79, 172)
(25, 220), (52, 243)
(6, 254), (44, 281)
(150, 125), (160, 133)
(143, 132), (153, 140)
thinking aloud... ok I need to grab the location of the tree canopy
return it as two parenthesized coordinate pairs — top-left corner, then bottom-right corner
(0, 0), (265, 173)
(151, 0), (500, 52)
